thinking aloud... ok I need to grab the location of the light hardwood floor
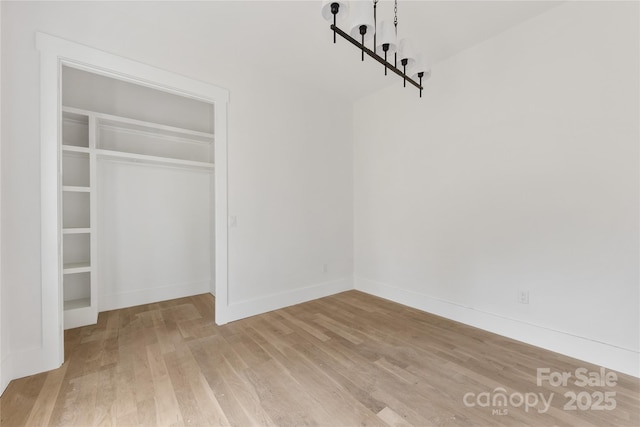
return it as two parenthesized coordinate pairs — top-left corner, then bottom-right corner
(1, 291), (638, 426)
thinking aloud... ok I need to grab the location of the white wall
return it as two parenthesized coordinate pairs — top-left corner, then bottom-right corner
(1, 1), (353, 383)
(354, 1), (639, 376)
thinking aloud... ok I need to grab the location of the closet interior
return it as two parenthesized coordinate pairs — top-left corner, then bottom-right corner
(60, 66), (215, 329)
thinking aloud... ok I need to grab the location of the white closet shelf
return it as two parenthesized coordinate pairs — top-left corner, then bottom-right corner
(63, 228), (91, 234)
(63, 262), (91, 274)
(62, 106), (214, 140)
(64, 298), (91, 311)
(96, 148), (214, 170)
(63, 186), (91, 192)
(62, 145), (91, 154)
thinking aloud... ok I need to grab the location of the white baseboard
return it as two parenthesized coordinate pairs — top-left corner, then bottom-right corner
(0, 352), (10, 396)
(99, 280), (211, 312)
(224, 276), (354, 323)
(355, 276), (639, 378)
(0, 345), (62, 395)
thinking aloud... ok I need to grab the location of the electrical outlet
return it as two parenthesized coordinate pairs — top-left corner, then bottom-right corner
(518, 290), (529, 304)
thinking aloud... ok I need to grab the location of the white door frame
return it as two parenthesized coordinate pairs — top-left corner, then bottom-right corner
(36, 32), (230, 373)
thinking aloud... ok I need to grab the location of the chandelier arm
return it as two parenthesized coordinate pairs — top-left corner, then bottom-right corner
(384, 50), (388, 75)
(330, 24), (423, 91)
(402, 60), (407, 87)
(373, 0), (378, 55)
(333, 12), (337, 43)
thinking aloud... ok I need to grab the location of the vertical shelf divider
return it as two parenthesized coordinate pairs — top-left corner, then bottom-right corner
(89, 113), (98, 318)
(61, 109), (97, 329)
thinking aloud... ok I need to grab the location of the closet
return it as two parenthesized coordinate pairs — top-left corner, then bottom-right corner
(60, 66), (215, 329)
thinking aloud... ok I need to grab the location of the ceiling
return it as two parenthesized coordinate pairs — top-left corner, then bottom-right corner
(188, 0), (563, 101)
(25, 1), (562, 102)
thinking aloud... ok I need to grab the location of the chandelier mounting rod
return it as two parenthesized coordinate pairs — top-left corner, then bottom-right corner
(329, 24), (423, 91)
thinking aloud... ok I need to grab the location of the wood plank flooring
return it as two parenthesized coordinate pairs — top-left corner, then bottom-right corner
(1, 291), (638, 426)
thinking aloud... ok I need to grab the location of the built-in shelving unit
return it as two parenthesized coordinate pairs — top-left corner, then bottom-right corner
(61, 109), (94, 329)
(60, 106), (215, 329)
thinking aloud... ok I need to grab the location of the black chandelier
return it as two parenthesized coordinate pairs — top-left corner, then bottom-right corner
(321, 0), (430, 97)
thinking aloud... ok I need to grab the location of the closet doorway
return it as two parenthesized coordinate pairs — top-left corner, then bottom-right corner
(61, 66), (216, 329)
(38, 33), (229, 374)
